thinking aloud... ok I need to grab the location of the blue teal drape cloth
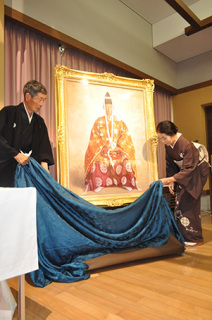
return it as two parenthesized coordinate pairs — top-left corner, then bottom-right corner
(14, 158), (184, 287)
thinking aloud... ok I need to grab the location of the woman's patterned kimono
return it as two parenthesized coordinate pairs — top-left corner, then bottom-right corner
(166, 134), (209, 243)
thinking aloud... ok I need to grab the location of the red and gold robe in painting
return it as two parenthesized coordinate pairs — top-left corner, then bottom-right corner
(85, 115), (137, 191)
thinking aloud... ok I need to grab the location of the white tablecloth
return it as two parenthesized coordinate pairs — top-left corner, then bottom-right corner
(0, 187), (38, 281)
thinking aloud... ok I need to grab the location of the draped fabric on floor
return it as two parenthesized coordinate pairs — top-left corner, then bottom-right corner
(14, 158), (184, 287)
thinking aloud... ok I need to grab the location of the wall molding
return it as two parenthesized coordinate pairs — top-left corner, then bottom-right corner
(177, 80), (212, 94)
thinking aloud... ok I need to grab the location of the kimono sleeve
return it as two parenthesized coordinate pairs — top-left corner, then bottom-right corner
(0, 107), (19, 163)
(173, 143), (199, 189)
(166, 150), (179, 177)
(32, 116), (54, 166)
(38, 123), (54, 165)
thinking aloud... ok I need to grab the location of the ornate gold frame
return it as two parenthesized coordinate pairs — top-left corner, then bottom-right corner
(55, 65), (158, 206)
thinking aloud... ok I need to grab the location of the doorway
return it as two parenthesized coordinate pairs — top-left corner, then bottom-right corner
(204, 105), (212, 211)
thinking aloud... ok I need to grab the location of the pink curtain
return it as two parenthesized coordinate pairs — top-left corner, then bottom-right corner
(154, 89), (172, 178)
(5, 21), (60, 177)
(4, 20), (171, 180)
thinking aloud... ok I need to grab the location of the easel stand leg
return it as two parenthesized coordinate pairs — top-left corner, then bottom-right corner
(18, 275), (25, 320)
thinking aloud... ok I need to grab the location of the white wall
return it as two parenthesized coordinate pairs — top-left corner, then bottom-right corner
(153, 0), (212, 47)
(4, 0), (212, 89)
(152, 0), (212, 88)
(4, 0), (177, 88)
(177, 50), (212, 88)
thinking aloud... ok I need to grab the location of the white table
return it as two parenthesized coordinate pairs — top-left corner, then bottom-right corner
(0, 188), (38, 320)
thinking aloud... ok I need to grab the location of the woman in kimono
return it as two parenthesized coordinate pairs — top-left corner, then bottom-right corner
(156, 121), (209, 246)
(84, 92), (138, 192)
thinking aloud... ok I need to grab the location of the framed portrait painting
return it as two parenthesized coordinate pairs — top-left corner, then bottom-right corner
(55, 66), (158, 206)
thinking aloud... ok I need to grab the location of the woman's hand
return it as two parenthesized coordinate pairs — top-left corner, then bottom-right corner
(168, 181), (175, 195)
(160, 177), (176, 195)
(160, 178), (170, 185)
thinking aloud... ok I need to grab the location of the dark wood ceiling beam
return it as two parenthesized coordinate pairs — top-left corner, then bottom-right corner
(164, 0), (201, 28)
(185, 16), (212, 35)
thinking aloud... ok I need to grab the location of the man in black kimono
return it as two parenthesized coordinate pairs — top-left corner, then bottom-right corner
(0, 80), (54, 187)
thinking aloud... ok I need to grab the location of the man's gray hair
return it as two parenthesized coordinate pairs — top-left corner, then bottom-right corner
(23, 80), (47, 98)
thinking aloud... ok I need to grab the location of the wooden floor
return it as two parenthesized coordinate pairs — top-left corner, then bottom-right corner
(8, 212), (212, 320)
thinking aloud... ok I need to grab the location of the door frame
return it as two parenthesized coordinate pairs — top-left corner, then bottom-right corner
(203, 103), (212, 211)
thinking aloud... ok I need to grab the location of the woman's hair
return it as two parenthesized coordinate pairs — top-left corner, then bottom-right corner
(156, 121), (178, 136)
(23, 80), (47, 98)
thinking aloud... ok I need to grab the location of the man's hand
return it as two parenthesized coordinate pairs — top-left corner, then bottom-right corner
(41, 162), (50, 173)
(14, 153), (29, 166)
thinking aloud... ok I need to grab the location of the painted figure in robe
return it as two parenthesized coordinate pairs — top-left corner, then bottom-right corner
(84, 92), (138, 192)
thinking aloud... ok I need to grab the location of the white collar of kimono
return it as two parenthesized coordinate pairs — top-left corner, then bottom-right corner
(170, 132), (182, 149)
(23, 102), (34, 123)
